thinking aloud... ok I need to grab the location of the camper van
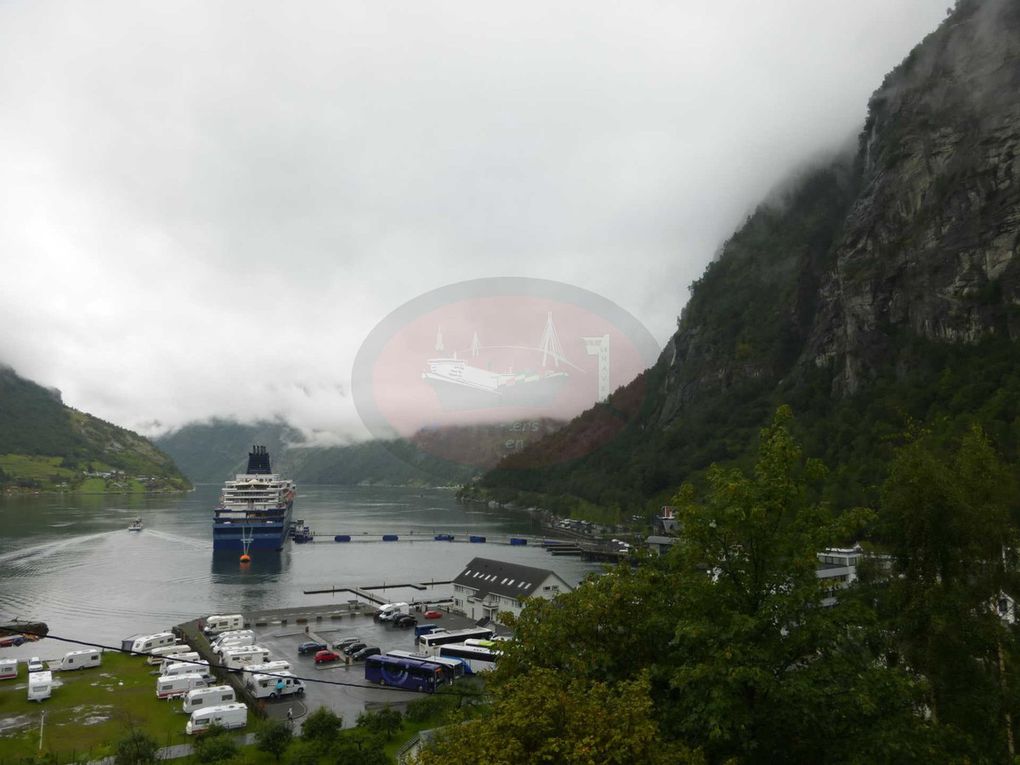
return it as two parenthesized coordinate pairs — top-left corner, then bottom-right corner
(123, 632), (177, 655)
(0, 658), (17, 680)
(147, 644), (192, 665)
(213, 634), (255, 653)
(156, 672), (213, 699)
(211, 629), (253, 645)
(220, 645), (270, 671)
(182, 685), (236, 714)
(159, 652), (201, 673)
(58, 649), (101, 671)
(203, 615), (244, 635)
(241, 660), (290, 677)
(161, 659), (210, 678)
(375, 602), (409, 621)
(28, 671), (52, 702)
(185, 703), (248, 735)
(245, 670), (305, 699)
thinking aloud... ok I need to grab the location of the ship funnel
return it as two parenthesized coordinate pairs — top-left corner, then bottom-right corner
(246, 445), (272, 474)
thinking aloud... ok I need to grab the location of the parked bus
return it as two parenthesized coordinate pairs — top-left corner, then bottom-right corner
(364, 654), (444, 693)
(416, 627), (494, 655)
(437, 643), (499, 674)
(386, 650), (464, 681)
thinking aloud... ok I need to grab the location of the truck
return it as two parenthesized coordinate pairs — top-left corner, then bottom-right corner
(57, 649), (101, 671)
(185, 703), (248, 734)
(245, 670), (305, 699)
(182, 685), (236, 714)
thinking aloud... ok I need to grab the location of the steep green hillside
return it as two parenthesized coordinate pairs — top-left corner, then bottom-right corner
(0, 365), (191, 493)
(476, 0), (1020, 518)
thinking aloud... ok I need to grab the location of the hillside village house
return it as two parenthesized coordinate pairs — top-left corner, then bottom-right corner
(452, 557), (572, 623)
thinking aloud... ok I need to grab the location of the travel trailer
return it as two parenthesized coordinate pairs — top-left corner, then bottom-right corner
(57, 649), (101, 671)
(213, 634), (255, 653)
(147, 644), (192, 665)
(156, 673), (213, 699)
(0, 658), (17, 679)
(28, 671), (52, 702)
(161, 659), (210, 678)
(203, 615), (244, 635)
(159, 652), (201, 673)
(220, 645), (270, 671)
(241, 660), (290, 676)
(210, 630), (254, 648)
(245, 670), (305, 699)
(185, 703), (247, 734)
(182, 685), (236, 714)
(123, 632), (177, 655)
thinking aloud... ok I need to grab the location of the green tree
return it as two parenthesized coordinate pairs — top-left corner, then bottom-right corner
(300, 706), (342, 753)
(418, 669), (699, 765)
(256, 719), (294, 762)
(191, 724), (237, 763)
(356, 706), (403, 740)
(114, 730), (159, 765)
(881, 425), (1020, 761)
(331, 727), (389, 765)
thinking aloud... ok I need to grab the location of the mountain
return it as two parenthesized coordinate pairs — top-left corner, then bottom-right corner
(0, 365), (191, 492)
(155, 418), (563, 486)
(476, 0), (1020, 516)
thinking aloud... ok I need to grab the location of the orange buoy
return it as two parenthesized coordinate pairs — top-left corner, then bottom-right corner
(240, 553), (251, 563)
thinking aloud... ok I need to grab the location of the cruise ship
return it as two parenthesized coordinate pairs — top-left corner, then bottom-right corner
(212, 446), (296, 552)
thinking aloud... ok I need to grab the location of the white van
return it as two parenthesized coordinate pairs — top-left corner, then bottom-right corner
(185, 703), (247, 735)
(376, 602), (409, 620)
(220, 646), (270, 671)
(0, 658), (18, 679)
(147, 644), (192, 665)
(160, 652), (201, 673)
(245, 671), (305, 699)
(183, 685), (236, 714)
(203, 615), (244, 635)
(28, 671), (52, 702)
(124, 632), (177, 655)
(156, 672), (213, 699)
(161, 659), (210, 678)
(213, 634), (255, 653)
(241, 660), (290, 677)
(58, 649), (101, 671)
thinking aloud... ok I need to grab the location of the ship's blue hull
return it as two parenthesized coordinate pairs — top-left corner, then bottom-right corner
(212, 503), (293, 552)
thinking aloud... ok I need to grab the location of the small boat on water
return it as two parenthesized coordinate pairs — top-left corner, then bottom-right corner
(128, 518), (143, 532)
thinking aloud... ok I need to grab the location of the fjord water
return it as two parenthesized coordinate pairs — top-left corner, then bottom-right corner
(0, 485), (599, 655)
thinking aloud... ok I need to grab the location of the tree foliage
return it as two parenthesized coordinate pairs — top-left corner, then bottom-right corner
(255, 719), (293, 762)
(114, 729), (159, 765)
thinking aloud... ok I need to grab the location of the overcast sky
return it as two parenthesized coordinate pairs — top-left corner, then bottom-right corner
(0, 1), (949, 441)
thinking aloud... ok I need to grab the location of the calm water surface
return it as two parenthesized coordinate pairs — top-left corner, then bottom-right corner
(0, 485), (600, 657)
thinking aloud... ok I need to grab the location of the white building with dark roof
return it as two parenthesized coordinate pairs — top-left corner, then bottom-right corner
(452, 557), (573, 623)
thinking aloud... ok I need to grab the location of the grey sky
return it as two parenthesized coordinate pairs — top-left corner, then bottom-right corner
(0, 1), (948, 440)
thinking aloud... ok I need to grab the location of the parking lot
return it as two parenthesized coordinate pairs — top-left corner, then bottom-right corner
(249, 609), (473, 727)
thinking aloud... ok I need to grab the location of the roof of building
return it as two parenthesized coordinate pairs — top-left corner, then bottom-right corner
(453, 557), (568, 601)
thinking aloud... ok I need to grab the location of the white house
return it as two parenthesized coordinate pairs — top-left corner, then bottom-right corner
(451, 557), (572, 623)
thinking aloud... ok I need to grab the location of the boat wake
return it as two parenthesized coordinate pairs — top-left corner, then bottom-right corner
(0, 531), (118, 566)
(143, 529), (211, 551)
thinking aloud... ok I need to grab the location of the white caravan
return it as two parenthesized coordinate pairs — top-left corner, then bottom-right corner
(161, 659), (210, 678)
(185, 703), (247, 735)
(203, 615), (243, 635)
(241, 660), (290, 677)
(213, 634), (255, 654)
(182, 685), (236, 714)
(220, 645), (270, 671)
(58, 649), (102, 671)
(124, 632), (177, 655)
(245, 671), (305, 699)
(0, 658), (17, 679)
(156, 673), (213, 699)
(28, 671), (52, 702)
(159, 652), (201, 673)
(147, 644), (192, 665)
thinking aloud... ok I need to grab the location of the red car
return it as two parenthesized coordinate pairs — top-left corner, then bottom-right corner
(423, 610), (443, 620)
(314, 649), (340, 664)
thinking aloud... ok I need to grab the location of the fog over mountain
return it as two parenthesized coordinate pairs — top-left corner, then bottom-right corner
(0, 1), (949, 441)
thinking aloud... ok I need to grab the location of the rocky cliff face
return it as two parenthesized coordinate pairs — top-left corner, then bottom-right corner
(807, 0), (1020, 394)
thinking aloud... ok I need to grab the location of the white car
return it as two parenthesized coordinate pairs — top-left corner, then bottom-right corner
(27, 657), (44, 673)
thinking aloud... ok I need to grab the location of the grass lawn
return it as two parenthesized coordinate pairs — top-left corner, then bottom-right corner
(0, 650), (191, 761)
(0, 454), (75, 486)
